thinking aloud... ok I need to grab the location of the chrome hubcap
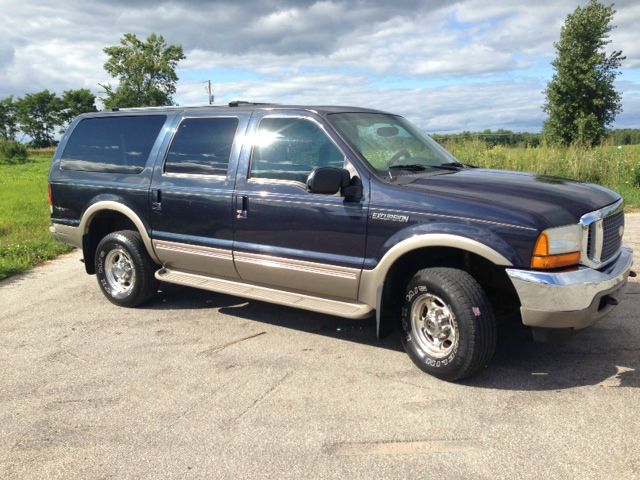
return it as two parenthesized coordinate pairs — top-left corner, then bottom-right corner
(410, 293), (457, 358)
(105, 248), (135, 296)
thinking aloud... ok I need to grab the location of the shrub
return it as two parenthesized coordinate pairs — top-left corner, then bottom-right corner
(0, 140), (29, 164)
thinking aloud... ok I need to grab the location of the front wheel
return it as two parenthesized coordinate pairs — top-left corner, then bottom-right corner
(95, 230), (158, 307)
(400, 267), (497, 381)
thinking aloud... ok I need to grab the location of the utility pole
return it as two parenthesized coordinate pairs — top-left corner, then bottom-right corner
(207, 80), (213, 105)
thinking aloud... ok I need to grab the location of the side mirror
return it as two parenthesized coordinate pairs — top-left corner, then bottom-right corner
(307, 167), (350, 195)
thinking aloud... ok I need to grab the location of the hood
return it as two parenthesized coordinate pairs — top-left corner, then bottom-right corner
(399, 168), (620, 228)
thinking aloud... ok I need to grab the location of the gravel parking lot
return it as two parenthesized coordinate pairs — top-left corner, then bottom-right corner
(1, 215), (639, 479)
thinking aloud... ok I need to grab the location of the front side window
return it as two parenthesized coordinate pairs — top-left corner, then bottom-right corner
(165, 117), (238, 176)
(328, 113), (461, 176)
(250, 117), (345, 184)
(61, 115), (166, 174)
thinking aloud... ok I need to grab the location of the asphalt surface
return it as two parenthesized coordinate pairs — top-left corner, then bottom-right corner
(1, 215), (639, 479)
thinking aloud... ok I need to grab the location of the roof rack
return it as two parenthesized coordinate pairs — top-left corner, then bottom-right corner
(228, 100), (275, 107)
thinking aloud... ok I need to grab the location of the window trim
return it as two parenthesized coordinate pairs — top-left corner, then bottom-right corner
(162, 115), (240, 179)
(247, 114), (348, 190)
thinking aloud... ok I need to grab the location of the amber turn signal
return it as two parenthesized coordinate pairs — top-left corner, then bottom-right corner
(531, 251), (581, 269)
(531, 232), (581, 269)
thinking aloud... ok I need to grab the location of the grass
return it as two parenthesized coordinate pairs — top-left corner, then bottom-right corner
(0, 142), (638, 280)
(444, 140), (640, 206)
(0, 152), (72, 280)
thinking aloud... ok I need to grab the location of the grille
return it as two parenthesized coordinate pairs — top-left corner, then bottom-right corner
(601, 211), (624, 261)
(586, 224), (595, 259)
(580, 201), (624, 268)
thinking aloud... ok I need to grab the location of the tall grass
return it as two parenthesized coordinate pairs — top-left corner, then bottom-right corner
(444, 140), (640, 205)
(0, 143), (638, 280)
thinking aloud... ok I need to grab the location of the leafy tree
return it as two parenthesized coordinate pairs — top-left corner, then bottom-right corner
(100, 33), (185, 109)
(0, 96), (19, 141)
(543, 0), (625, 147)
(61, 88), (97, 123)
(16, 90), (64, 148)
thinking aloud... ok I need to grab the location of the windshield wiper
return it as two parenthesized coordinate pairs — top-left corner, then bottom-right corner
(389, 162), (465, 172)
(388, 164), (428, 171)
(433, 162), (465, 170)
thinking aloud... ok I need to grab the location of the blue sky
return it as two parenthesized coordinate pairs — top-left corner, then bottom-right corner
(1, 0), (639, 132)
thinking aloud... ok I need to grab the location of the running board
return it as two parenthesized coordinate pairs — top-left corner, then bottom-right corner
(155, 268), (374, 319)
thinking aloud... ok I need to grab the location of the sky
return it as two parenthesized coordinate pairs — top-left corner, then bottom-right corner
(1, 0), (639, 133)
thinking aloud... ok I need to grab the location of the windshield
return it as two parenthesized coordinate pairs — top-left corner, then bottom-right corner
(327, 112), (461, 175)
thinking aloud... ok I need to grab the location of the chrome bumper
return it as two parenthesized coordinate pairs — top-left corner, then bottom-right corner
(506, 246), (633, 330)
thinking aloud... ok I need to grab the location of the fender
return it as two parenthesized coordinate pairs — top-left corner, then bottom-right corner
(80, 200), (160, 263)
(357, 223), (522, 336)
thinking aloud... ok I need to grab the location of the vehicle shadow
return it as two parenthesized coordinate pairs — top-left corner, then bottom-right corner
(465, 282), (640, 391)
(144, 283), (402, 352)
(144, 282), (640, 391)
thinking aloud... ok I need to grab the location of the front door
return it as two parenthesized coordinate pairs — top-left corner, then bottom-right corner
(232, 111), (369, 300)
(150, 112), (249, 278)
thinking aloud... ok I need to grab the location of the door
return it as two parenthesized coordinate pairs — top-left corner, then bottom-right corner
(150, 113), (249, 278)
(232, 111), (369, 300)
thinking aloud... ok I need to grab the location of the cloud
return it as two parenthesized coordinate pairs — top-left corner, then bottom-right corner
(177, 73), (546, 132)
(0, 0), (638, 131)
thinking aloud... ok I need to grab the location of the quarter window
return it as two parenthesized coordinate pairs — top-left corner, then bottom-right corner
(250, 117), (345, 184)
(165, 117), (239, 176)
(61, 115), (166, 174)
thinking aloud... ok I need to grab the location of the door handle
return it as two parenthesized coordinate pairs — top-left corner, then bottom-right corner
(151, 189), (162, 212)
(236, 195), (248, 219)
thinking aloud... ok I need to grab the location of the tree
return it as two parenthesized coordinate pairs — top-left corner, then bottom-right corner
(16, 90), (64, 148)
(61, 88), (97, 123)
(0, 96), (19, 141)
(100, 33), (185, 109)
(543, 1), (624, 147)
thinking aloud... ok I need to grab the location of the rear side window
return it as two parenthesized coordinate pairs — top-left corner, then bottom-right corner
(61, 115), (166, 174)
(164, 117), (239, 176)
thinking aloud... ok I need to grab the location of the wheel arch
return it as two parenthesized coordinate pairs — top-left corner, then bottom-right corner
(358, 233), (519, 338)
(80, 201), (159, 273)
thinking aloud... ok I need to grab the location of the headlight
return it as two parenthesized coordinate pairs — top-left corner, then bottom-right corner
(531, 224), (582, 269)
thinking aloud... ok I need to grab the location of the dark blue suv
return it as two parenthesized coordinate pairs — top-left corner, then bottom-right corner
(49, 102), (634, 380)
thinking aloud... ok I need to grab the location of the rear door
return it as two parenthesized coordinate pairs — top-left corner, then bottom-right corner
(232, 110), (369, 300)
(149, 111), (250, 278)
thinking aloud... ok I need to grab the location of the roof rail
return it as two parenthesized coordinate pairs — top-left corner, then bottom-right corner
(228, 100), (275, 107)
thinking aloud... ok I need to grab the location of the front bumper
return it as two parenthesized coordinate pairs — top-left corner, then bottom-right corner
(506, 246), (633, 330)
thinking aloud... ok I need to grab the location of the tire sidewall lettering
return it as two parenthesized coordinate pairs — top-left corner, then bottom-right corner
(96, 241), (136, 300)
(402, 283), (459, 370)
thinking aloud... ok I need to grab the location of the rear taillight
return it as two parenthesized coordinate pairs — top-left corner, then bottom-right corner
(48, 183), (53, 210)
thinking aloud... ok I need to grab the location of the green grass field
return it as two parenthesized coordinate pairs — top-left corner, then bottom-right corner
(0, 143), (638, 280)
(445, 141), (640, 206)
(0, 153), (72, 280)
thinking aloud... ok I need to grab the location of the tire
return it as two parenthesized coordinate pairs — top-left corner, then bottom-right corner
(400, 267), (497, 381)
(95, 230), (158, 307)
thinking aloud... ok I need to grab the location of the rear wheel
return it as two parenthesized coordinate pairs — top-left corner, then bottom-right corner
(95, 230), (158, 307)
(400, 267), (497, 381)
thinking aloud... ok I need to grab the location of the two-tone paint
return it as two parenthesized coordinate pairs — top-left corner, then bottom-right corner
(49, 104), (624, 329)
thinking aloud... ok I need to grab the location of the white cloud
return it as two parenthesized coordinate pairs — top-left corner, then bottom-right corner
(177, 74), (545, 132)
(0, 0), (638, 131)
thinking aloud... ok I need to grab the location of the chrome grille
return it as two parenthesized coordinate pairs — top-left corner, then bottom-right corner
(586, 225), (595, 259)
(580, 199), (624, 269)
(601, 211), (624, 261)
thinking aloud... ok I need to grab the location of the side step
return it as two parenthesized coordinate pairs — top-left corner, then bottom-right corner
(155, 268), (374, 319)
